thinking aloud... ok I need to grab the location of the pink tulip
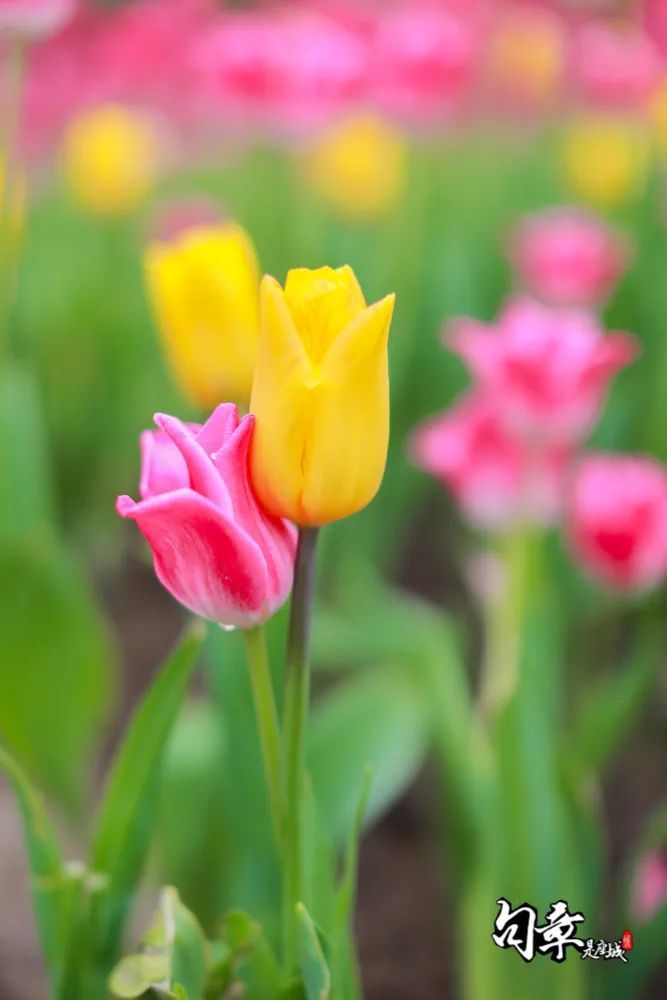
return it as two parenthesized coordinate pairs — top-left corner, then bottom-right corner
(449, 297), (637, 445)
(117, 404), (297, 628)
(508, 208), (631, 309)
(571, 22), (661, 109)
(567, 454), (667, 590)
(632, 851), (667, 921)
(369, 4), (477, 122)
(0, 0), (75, 38)
(410, 393), (570, 530)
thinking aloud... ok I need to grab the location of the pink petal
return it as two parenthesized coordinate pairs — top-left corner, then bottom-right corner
(117, 488), (270, 627)
(155, 413), (232, 515)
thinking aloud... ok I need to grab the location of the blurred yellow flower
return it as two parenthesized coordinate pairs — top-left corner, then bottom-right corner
(250, 265), (394, 526)
(145, 223), (260, 408)
(489, 13), (564, 105)
(302, 114), (406, 222)
(62, 104), (158, 216)
(560, 115), (650, 208)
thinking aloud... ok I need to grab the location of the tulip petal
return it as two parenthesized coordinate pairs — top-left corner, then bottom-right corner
(299, 295), (394, 524)
(213, 413), (297, 595)
(249, 276), (316, 520)
(117, 489), (270, 627)
(155, 413), (233, 515)
(139, 429), (191, 500)
(195, 402), (239, 456)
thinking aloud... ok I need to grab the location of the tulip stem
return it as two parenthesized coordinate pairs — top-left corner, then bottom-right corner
(282, 525), (319, 971)
(243, 626), (283, 849)
(479, 528), (532, 724)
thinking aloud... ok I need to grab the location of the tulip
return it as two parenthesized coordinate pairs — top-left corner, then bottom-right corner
(117, 403), (297, 628)
(449, 297), (636, 446)
(61, 103), (158, 216)
(567, 454), (667, 590)
(508, 208), (631, 309)
(250, 265), (394, 526)
(559, 114), (650, 208)
(410, 393), (569, 530)
(0, 0), (74, 38)
(632, 852), (667, 921)
(301, 113), (407, 221)
(145, 222), (260, 408)
(570, 23), (661, 110)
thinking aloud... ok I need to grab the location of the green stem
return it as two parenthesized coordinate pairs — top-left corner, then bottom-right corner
(478, 528), (532, 725)
(0, 38), (27, 364)
(243, 626), (283, 849)
(281, 526), (319, 971)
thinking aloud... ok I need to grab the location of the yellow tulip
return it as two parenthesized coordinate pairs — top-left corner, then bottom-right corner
(62, 104), (158, 216)
(250, 265), (394, 526)
(301, 113), (406, 222)
(145, 223), (261, 408)
(560, 115), (650, 208)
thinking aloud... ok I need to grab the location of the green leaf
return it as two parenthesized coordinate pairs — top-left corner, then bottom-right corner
(0, 364), (55, 537)
(0, 537), (114, 813)
(91, 623), (205, 958)
(307, 668), (429, 845)
(296, 903), (330, 1000)
(570, 625), (661, 773)
(0, 745), (67, 976)
(202, 909), (281, 999)
(109, 887), (207, 1000)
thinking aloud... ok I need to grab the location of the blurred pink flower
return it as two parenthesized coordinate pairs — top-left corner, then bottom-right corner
(632, 851), (667, 921)
(508, 208), (631, 309)
(567, 454), (667, 590)
(271, 15), (368, 133)
(644, 0), (667, 57)
(449, 297), (637, 445)
(370, 4), (477, 122)
(117, 404), (296, 628)
(192, 13), (282, 126)
(0, 0), (74, 38)
(571, 22), (661, 109)
(410, 393), (570, 530)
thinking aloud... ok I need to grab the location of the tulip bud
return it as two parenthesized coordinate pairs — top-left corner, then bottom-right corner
(567, 454), (667, 591)
(117, 404), (296, 628)
(250, 265), (394, 526)
(145, 222), (260, 408)
(61, 104), (158, 216)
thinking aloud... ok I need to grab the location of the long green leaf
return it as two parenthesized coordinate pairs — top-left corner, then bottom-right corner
(296, 903), (330, 1000)
(90, 622), (205, 958)
(0, 745), (67, 980)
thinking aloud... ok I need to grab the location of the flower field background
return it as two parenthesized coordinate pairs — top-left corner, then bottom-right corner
(1, 1), (667, 998)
